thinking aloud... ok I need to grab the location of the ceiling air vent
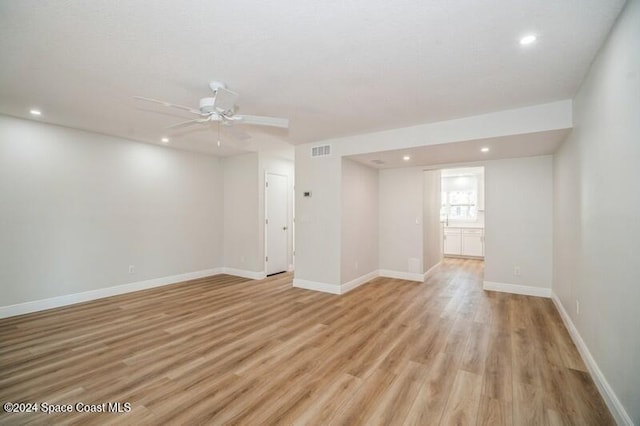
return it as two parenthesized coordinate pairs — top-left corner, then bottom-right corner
(311, 145), (331, 158)
(371, 159), (385, 165)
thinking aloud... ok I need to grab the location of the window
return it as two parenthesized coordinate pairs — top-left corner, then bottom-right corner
(441, 175), (478, 221)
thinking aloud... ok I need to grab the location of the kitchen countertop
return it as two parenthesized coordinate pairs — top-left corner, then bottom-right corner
(444, 224), (485, 229)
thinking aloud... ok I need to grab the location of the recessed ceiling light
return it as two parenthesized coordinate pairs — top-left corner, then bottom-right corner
(29, 109), (42, 116)
(403, 155), (411, 161)
(519, 34), (537, 45)
(161, 137), (170, 143)
(481, 147), (490, 153)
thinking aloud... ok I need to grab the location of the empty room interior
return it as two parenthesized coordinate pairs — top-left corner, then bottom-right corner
(1, 0), (639, 424)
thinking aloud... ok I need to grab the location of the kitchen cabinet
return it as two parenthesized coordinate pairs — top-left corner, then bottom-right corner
(443, 228), (462, 255)
(443, 227), (484, 258)
(462, 229), (484, 257)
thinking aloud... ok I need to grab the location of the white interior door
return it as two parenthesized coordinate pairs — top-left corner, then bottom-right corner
(266, 173), (288, 275)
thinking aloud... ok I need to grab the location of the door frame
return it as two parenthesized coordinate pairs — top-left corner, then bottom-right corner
(264, 171), (290, 275)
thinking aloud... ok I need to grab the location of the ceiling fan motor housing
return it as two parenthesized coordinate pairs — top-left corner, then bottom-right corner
(199, 97), (216, 114)
(208, 81), (227, 93)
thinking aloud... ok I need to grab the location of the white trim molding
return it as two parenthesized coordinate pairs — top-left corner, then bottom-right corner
(293, 278), (341, 294)
(295, 269), (422, 295)
(0, 267), (224, 319)
(483, 280), (551, 298)
(551, 293), (633, 426)
(378, 269), (424, 282)
(341, 270), (379, 294)
(222, 268), (266, 280)
(423, 261), (442, 280)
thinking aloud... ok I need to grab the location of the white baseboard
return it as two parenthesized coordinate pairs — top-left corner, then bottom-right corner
(378, 269), (424, 282)
(423, 261), (442, 280)
(551, 293), (633, 426)
(0, 267), (224, 319)
(483, 280), (551, 298)
(295, 269), (419, 295)
(341, 270), (379, 294)
(222, 268), (266, 280)
(443, 254), (484, 260)
(293, 278), (341, 294)
(0, 266), (271, 319)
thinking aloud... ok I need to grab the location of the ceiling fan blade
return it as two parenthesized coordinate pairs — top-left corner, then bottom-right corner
(167, 117), (210, 129)
(134, 96), (201, 115)
(234, 114), (289, 129)
(213, 88), (239, 113)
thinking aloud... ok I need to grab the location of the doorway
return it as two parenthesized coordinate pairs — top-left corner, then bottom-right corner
(265, 173), (289, 276)
(440, 167), (485, 260)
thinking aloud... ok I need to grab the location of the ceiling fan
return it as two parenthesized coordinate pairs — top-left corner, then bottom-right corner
(134, 81), (289, 132)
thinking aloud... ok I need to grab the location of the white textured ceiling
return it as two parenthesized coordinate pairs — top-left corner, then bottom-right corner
(0, 0), (625, 155)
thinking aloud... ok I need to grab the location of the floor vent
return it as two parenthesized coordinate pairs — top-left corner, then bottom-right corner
(311, 145), (331, 158)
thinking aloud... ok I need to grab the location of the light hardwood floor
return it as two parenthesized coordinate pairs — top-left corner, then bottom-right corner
(0, 259), (613, 425)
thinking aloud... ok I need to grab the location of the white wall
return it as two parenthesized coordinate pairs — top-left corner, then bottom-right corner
(341, 158), (378, 283)
(476, 171), (485, 227)
(223, 152), (295, 277)
(294, 151), (342, 285)
(294, 101), (570, 287)
(378, 167), (424, 275)
(376, 157), (552, 287)
(258, 154), (294, 272)
(0, 115), (223, 307)
(554, 0), (640, 422)
(423, 170), (442, 273)
(484, 156), (553, 291)
(222, 152), (261, 273)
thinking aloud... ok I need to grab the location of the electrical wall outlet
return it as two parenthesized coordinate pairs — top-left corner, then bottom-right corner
(128, 265), (135, 274)
(513, 266), (521, 276)
(576, 300), (580, 315)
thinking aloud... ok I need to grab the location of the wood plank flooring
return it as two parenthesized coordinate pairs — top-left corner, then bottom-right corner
(0, 259), (613, 425)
